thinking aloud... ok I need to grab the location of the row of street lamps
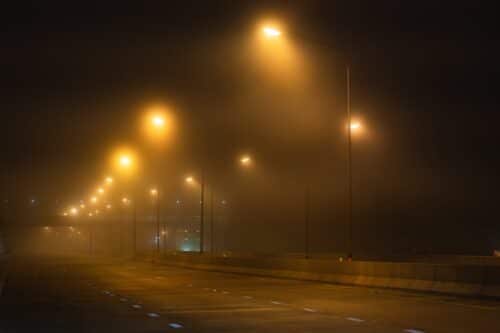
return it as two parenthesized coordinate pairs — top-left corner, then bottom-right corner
(60, 23), (363, 259)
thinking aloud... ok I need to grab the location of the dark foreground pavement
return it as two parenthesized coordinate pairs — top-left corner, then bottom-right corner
(1, 256), (499, 333)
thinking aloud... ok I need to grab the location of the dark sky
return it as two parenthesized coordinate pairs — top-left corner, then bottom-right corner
(1, 1), (500, 254)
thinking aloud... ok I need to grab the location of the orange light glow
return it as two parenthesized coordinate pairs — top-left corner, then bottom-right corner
(263, 26), (281, 37)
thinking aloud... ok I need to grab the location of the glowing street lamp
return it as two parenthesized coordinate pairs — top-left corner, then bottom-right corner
(263, 26), (281, 38)
(150, 188), (158, 197)
(97, 187), (105, 195)
(350, 122), (361, 130)
(151, 115), (165, 128)
(90, 196), (98, 204)
(240, 155), (252, 166)
(105, 176), (113, 185)
(69, 207), (78, 216)
(106, 204), (112, 210)
(185, 176), (194, 184)
(120, 155), (131, 167)
(80, 203), (86, 209)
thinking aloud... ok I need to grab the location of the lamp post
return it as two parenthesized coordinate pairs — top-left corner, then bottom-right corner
(150, 188), (160, 255)
(113, 149), (138, 257)
(185, 175), (205, 254)
(259, 25), (357, 260)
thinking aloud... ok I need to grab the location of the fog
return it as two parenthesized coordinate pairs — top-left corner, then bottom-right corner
(1, 3), (499, 259)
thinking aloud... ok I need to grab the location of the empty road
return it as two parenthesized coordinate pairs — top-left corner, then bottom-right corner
(1, 255), (499, 332)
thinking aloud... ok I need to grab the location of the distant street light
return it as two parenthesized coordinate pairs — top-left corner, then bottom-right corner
(120, 155), (131, 167)
(105, 176), (113, 185)
(106, 204), (112, 210)
(90, 196), (98, 204)
(69, 207), (78, 216)
(184, 174), (205, 254)
(97, 187), (105, 195)
(263, 27), (281, 38)
(350, 122), (361, 130)
(240, 155), (252, 166)
(152, 115), (165, 127)
(150, 188), (161, 255)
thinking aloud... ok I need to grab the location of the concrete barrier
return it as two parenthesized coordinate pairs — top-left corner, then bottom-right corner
(154, 253), (500, 298)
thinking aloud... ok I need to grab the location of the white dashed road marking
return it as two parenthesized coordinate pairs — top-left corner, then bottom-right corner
(132, 304), (142, 309)
(120, 298), (128, 302)
(169, 323), (183, 329)
(346, 317), (364, 322)
(148, 313), (160, 318)
(243, 296), (253, 299)
(271, 301), (283, 305)
(303, 308), (317, 312)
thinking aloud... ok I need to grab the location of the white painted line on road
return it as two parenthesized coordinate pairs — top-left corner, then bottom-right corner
(120, 298), (128, 302)
(271, 301), (283, 305)
(404, 329), (425, 333)
(303, 308), (317, 312)
(147, 313), (160, 318)
(346, 317), (364, 323)
(132, 304), (142, 309)
(169, 323), (183, 329)
(222, 291), (229, 294)
(242, 296), (253, 299)
(212, 289), (217, 292)
(109, 293), (115, 297)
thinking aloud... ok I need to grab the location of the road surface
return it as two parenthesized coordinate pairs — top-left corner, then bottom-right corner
(1, 255), (499, 332)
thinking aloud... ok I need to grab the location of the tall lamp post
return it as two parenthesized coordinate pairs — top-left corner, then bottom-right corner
(142, 109), (172, 258)
(185, 175), (205, 254)
(113, 150), (138, 258)
(150, 188), (160, 255)
(261, 25), (357, 260)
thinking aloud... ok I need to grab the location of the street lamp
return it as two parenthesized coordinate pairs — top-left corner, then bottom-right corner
(90, 196), (98, 204)
(259, 21), (357, 260)
(240, 155), (252, 166)
(69, 207), (78, 216)
(263, 26), (281, 38)
(105, 176), (113, 185)
(150, 188), (160, 255)
(350, 122), (361, 130)
(184, 175), (205, 254)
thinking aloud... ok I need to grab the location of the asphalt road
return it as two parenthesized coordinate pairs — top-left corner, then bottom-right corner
(1, 256), (499, 333)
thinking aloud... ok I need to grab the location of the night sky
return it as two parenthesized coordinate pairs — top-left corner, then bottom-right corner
(1, 1), (499, 255)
